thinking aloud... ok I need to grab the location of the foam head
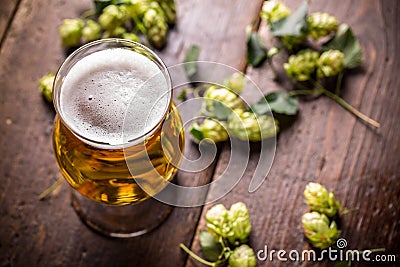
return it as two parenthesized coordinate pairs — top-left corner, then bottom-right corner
(60, 48), (170, 146)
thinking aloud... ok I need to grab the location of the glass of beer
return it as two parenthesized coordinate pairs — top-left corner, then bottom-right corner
(52, 39), (184, 237)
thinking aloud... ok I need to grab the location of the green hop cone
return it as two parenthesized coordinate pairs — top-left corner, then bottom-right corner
(39, 73), (55, 103)
(260, 0), (291, 25)
(228, 244), (256, 267)
(125, 0), (149, 18)
(280, 34), (307, 51)
(82, 19), (101, 42)
(189, 119), (228, 143)
(205, 204), (232, 239)
(204, 86), (244, 116)
(58, 19), (84, 47)
(157, 0), (177, 25)
(284, 49), (319, 81)
(228, 202), (252, 244)
(223, 72), (245, 95)
(142, 4), (169, 49)
(317, 49), (345, 78)
(122, 32), (141, 43)
(307, 12), (339, 40)
(302, 212), (341, 249)
(146, 23), (168, 49)
(103, 26), (126, 38)
(99, 5), (128, 31)
(304, 182), (341, 217)
(227, 109), (278, 142)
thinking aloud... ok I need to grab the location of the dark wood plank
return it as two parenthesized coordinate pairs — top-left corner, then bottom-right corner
(0, 0), (263, 267)
(0, 0), (20, 46)
(187, 0), (400, 266)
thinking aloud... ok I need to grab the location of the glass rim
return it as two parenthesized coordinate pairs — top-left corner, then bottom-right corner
(53, 38), (173, 148)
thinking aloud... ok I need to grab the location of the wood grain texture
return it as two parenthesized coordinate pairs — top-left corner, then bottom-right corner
(0, 0), (263, 267)
(0, 0), (20, 46)
(0, 0), (399, 267)
(187, 1), (400, 267)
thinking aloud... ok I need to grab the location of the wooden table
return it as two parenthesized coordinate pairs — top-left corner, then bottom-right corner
(0, 0), (399, 266)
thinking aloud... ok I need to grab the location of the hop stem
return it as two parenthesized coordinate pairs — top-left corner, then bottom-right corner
(80, 9), (96, 20)
(289, 82), (380, 128)
(179, 243), (216, 267)
(38, 176), (64, 200)
(315, 83), (380, 128)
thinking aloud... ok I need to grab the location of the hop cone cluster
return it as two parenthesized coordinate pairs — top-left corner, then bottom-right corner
(58, 0), (176, 48)
(206, 202), (252, 245)
(304, 182), (341, 217)
(284, 49), (345, 81)
(82, 20), (101, 42)
(39, 73), (55, 103)
(284, 49), (319, 81)
(203, 86), (244, 114)
(227, 110), (278, 142)
(280, 34), (307, 51)
(223, 72), (245, 95)
(190, 119), (228, 143)
(128, 0), (175, 48)
(260, 0), (291, 24)
(317, 50), (345, 78)
(59, 19), (84, 47)
(142, 3), (169, 48)
(157, 0), (176, 24)
(99, 5), (128, 31)
(302, 212), (341, 249)
(308, 12), (339, 40)
(228, 244), (256, 267)
(302, 183), (342, 249)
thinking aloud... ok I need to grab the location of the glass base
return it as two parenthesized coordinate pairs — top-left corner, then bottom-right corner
(71, 190), (173, 238)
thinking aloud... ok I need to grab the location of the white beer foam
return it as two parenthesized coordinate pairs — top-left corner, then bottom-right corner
(60, 48), (169, 146)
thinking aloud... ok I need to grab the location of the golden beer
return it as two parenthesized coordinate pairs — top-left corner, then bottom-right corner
(53, 104), (183, 205)
(52, 40), (184, 207)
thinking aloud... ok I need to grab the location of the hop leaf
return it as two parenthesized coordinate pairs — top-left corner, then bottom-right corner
(307, 12), (339, 40)
(322, 23), (363, 69)
(39, 73), (55, 103)
(228, 244), (256, 267)
(283, 49), (319, 81)
(246, 31), (268, 67)
(302, 212), (341, 249)
(227, 109), (278, 142)
(317, 49), (345, 78)
(260, 0), (291, 25)
(189, 119), (228, 143)
(269, 1), (308, 37)
(199, 230), (223, 262)
(58, 19), (84, 47)
(304, 182), (341, 217)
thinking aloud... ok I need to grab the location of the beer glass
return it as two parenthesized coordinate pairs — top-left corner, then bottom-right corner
(52, 39), (184, 237)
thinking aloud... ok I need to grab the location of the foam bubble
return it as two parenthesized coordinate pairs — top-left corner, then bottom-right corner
(60, 48), (170, 146)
